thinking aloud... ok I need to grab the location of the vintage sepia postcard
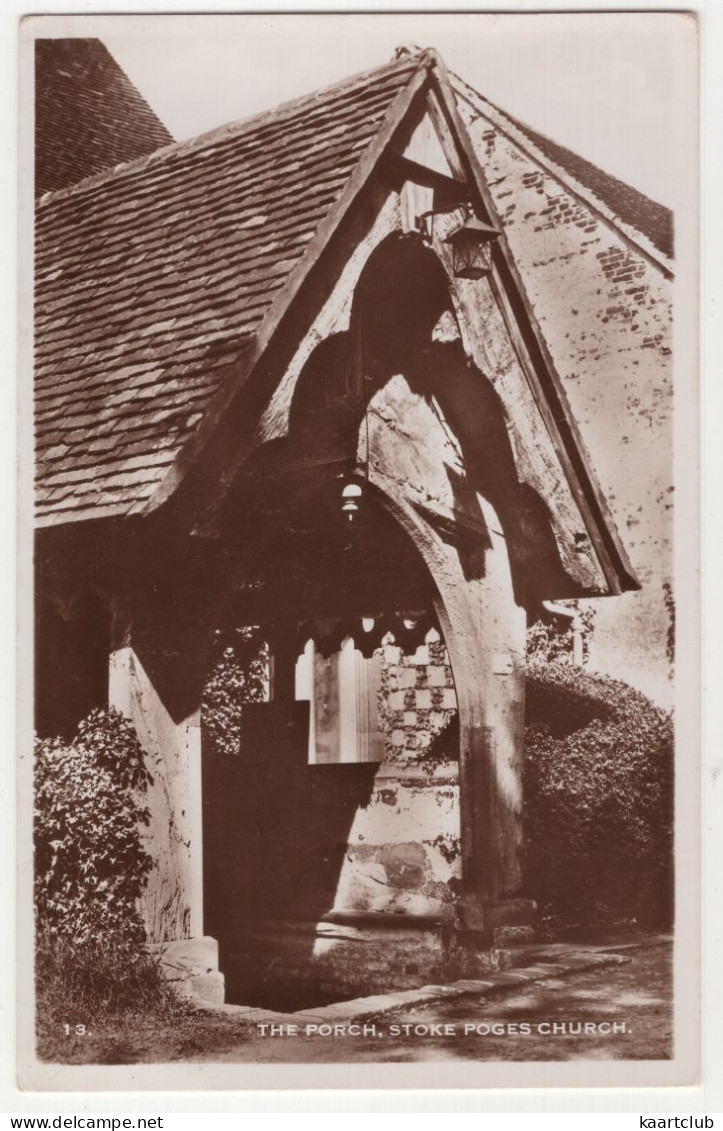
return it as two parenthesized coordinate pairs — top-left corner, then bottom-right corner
(17, 9), (700, 1094)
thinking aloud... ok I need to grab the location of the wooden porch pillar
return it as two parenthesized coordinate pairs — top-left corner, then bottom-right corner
(371, 479), (533, 936)
(107, 603), (224, 1002)
(430, 522), (532, 935)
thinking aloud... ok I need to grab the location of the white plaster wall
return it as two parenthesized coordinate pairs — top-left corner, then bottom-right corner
(463, 108), (674, 704)
(333, 771), (461, 918)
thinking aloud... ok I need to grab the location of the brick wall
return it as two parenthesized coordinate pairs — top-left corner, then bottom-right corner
(219, 920), (507, 1011)
(464, 108), (674, 704)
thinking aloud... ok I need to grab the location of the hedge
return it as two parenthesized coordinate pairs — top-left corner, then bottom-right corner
(523, 657), (674, 927)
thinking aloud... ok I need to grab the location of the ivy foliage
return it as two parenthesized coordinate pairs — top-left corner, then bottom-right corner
(34, 708), (153, 949)
(526, 607), (595, 665)
(523, 658), (674, 927)
(201, 627), (269, 758)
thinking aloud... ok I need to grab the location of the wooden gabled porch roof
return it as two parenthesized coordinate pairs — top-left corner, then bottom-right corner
(35, 47), (639, 596)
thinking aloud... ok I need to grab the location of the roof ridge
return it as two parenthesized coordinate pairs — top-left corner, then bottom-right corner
(37, 51), (426, 209)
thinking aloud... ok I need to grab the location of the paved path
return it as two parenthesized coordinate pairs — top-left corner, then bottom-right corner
(44, 935), (671, 1064)
(195, 936), (672, 1063)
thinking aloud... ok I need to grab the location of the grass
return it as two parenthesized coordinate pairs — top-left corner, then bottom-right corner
(35, 934), (190, 1063)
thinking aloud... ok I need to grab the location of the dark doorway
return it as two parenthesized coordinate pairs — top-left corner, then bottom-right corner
(201, 481), (449, 1007)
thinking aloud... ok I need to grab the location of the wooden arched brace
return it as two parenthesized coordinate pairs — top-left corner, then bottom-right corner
(362, 473), (531, 932)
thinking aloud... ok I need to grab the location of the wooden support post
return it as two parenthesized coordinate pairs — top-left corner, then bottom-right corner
(429, 514), (532, 934)
(107, 607), (223, 1002)
(109, 645), (203, 942)
(369, 476), (533, 936)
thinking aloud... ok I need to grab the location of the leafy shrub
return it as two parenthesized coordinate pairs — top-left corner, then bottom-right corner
(523, 658), (674, 927)
(526, 607), (596, 665)
(526, 619), (575, 664)
(34, 709), (168, 1018)
(202, 627), (269, 757)
(34, 708), (153, 947)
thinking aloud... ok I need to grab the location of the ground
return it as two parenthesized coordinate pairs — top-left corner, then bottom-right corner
(37, 935), (672, 1065)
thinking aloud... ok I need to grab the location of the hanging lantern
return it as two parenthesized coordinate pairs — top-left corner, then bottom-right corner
(341, 480), (363, 522)
(443, 214), (501, 280)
